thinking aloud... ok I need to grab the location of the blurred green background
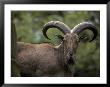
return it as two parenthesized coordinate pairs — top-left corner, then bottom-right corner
(11, 11), (100, 77)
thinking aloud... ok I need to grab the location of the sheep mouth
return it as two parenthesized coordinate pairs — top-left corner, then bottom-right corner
(68, 56), (75, 65)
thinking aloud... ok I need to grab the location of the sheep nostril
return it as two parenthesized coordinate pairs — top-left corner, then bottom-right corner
(70, 53), (73, 56)
(68, 57), (74, 64)
(68, 53), (75, 64)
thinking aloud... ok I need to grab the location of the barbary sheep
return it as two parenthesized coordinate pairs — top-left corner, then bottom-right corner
(12, 21), (97, 77)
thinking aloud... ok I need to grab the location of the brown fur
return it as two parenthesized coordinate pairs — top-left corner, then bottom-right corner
(16, 34), (79, 77)
(17, 42), (64, 76)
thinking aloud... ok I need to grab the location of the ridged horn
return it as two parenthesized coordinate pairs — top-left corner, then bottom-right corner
(42, 21), (71, 40)
(71, 22), (98, 41)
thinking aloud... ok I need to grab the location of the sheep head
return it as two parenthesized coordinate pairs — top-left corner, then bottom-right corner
(42, 21), (98, 67)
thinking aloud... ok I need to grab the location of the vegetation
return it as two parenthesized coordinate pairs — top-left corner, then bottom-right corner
(12, 11), (100, 77)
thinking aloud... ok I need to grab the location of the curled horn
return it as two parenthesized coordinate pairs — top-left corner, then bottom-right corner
(71, 22), (98, 41)
(42, 21), (71, 40)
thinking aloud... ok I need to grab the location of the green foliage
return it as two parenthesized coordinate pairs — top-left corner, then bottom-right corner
(11, 59), (21, 77)
(12, 11), (100, 77)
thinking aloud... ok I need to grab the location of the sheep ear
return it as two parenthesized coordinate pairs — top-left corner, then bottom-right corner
(79, 35), (89, 42)
(55, 35), (64, 41)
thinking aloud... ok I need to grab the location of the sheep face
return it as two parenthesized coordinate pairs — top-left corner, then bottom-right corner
(61, 33), (79, 65)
